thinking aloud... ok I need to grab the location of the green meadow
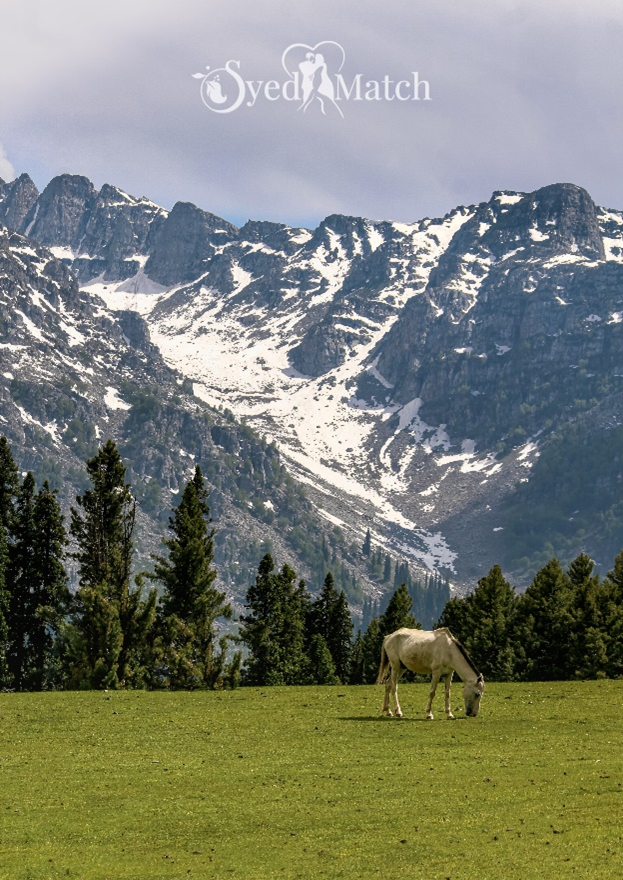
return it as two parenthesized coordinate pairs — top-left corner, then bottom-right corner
(1, 682), (622, 879)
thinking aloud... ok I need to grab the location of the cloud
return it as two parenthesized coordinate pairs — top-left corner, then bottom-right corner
(0, 1), (622, 225)
(0, 144), (15, 182)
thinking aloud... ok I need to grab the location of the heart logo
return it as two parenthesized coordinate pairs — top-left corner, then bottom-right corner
(281, 42), (346, 117)
(281, 41), (346, 79)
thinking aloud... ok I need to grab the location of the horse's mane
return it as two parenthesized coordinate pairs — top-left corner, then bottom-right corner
(439, 628), (481, 677)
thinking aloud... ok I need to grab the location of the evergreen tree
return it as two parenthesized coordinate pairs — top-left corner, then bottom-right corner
(67, 441), (156, 689)
(0, 436), (18, 532)
(566, 553), (608, 679)
(0, 527), (10, 689)
(7, 472), (38, 689)
(30, 482), (70, 689)
(601, 549), (623, 678)
(327, 589), (353, 682)
(513, 558), (573, 680)
(150, 466), (234, 688)
(383, 554), (392, 584)
(306, 634), (339, 685)
(0, 437), (17, 689)
(307, 572), (353, 682)
(463, 565), (516, 680)
(358, 617), (382, 684)
(239, 553), (279, 685)
(240, 554), (308, 685)
(277, 566), (308, 685)
(436, 595), (471, 642)
(362, 528), (371, 557)
(378, 583), (420, 639)
(348, 630), (365, 684)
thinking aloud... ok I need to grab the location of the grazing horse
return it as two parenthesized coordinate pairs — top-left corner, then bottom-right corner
(377, 627), (485, 719)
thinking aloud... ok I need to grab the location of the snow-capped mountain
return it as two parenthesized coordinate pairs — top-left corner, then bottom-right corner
(3, 173), (623, 587)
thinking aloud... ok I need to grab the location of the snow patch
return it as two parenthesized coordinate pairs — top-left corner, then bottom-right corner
(367, 356), (394, 389)
(15, 310), (45, 342)
(15, 405), (60, 442)
(496, 193), (524, 205)
(49, 246), (75, 261)
(231, 263), (254, 293)
(104, 387), (131, 411)
(367, 225), (385, 252)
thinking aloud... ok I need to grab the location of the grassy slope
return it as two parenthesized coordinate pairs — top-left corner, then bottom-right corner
(0, 683), (622, 879)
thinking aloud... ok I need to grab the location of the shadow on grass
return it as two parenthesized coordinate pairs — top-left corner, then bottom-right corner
(338, 715), (470, 723)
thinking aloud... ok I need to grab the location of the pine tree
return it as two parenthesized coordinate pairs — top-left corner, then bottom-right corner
(0, 436), (18, 532)
(348, 630), (365, 684)
(600, 550), (623, 678)
(240, 554), (308, 685)
(436, 595), (471, 642)
(328, 589), (353, 682)
(30, 482), (70, 689)
(275, 565), (308, 685)
(0, 437), (17, 689)
(359, 617), (382, 684)
(362, 529), (371, 557)
(239, 553), (279, 685)
(306, 634), (339, 685)
(463, 565), (517, 681)
(383, 554), (392, 583)
(150, 466), (234, 688)
(307, 572), (353, 683)
(7, 472), (37, 689)
(566, 553), (608, 679)
(0, 526), (10, 689)
(378, 583), (420, 639)
(513, 557), (573, 680)
(68, 441), (156, 689)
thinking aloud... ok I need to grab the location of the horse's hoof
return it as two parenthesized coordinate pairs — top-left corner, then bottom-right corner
(386, 710), (393, 717)
(396, 711), (403, 718)
(426, 713), (434, 720)
(447, 713), (455, 720)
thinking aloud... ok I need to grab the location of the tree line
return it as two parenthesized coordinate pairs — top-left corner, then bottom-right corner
(238, 563), (419, 686)
(0, 433), (427, 691)
(0, 437), (238, 691)
(438, 555), (623, 681)
(2, 433), (622, 690)
(240, 550), (623, 686)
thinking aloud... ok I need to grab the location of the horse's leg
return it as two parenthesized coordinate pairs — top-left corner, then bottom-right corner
(444, 672), (455, 719)
(382, 663), (393, 716)
(393, 666), (404, 718)
(425, 671), (441, 720)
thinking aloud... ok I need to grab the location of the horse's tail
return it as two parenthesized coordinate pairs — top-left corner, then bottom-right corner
(376, 640), (390, 684)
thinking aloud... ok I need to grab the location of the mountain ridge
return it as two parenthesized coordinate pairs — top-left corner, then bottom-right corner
(2, 172), (623, 589)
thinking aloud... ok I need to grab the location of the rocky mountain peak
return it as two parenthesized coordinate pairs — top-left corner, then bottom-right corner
(23, 173), (98, 249)
(488, 182), (604, 260)
(144, 200), (238, 286)
(0, 172), (39, 232)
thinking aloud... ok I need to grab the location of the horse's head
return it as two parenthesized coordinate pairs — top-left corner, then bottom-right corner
(463, 674), (485, 717)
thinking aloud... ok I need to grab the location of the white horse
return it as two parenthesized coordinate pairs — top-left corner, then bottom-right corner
(377, 627), (485, 719)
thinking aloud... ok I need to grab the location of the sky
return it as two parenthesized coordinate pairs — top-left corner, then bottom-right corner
(0, 0), (622, 228)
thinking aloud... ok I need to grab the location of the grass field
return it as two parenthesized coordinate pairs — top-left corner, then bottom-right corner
(1, 681), (622, 879)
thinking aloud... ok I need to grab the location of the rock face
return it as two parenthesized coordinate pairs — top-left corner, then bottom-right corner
(0, 174), (169, 284)
(372, 184), (618, 449)
(145, 201), (238, 286)
(0, 173), (39, 231)
(3, 172), (623, 589)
